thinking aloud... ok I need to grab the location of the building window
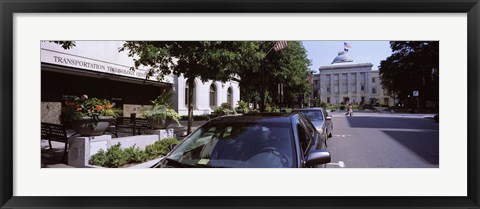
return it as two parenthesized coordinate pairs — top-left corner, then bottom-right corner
(372, 88), (376, 94)
(185, 81), (196, 108)
(372, 78), (376, 83)
(227, 87), (233, 106)
(314, 80), (318, 85)
(327, 87), (330, 93)
(361, 85), (365, 91)
(210, 83), (217, 109)
(327, 97), (330, 103)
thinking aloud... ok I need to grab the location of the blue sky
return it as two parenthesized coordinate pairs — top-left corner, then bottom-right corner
(301, 41), (393, 73)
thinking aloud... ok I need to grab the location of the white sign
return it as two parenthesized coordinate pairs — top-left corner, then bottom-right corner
(41, 48), (174, 84)
(413, 90), (419, 97)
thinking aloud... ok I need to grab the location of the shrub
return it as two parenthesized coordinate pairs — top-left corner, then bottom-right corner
(89, 138), (179, 168)
(143, 105), (181, 123)
(236, 100), (250, 113)
(142, 93), (181, 124)
(212, 103), (237, 117)
(249, 109), (260, 113)
(265, 103), (272, 112)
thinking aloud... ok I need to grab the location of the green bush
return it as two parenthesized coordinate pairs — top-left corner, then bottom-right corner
(90, 149), (107, 166)
(265, 103), (272, 112)
(212, 103), (237, 117)
(249, 109), (260, 113)
(142, 93), (181, 124)
(89, 138), (179, 168)
(236, 100), (250, 113)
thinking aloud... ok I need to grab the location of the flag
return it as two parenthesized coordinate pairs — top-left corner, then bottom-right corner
(273, 41), (288, 51)
(344, 42), (352, 48)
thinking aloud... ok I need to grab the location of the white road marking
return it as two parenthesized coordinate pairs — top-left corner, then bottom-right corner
(333, 134), (351, 138)
(326, 161), (346, 168)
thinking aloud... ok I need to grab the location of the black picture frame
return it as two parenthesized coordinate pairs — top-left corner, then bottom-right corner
(1, 0), (479, 208)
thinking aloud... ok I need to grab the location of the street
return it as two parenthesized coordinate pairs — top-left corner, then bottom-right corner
(326, 111), (439, 168)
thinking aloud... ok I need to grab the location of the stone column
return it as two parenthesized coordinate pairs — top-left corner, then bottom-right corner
(347, 73), (351, 103)
(356, 73), (361, 103)
(338, 73), (342, 102)
(330, 74), (334, 104)
(366, 72), (371, 101)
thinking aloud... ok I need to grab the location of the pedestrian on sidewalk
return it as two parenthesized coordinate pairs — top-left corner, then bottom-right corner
(345, 103), (353, 116)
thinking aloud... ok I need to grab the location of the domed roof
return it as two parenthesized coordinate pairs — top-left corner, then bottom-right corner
(331, 51), (353, 64)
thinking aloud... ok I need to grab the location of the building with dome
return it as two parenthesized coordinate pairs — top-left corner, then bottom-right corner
(311, 50), (393, 106)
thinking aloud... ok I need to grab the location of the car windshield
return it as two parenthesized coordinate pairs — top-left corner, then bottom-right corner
(166, 121), (295, 168)
(298, 110), (324, 121)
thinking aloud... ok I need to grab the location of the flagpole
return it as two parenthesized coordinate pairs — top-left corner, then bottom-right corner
(260, 42), (277, 112)
(260, 41), (287, 112)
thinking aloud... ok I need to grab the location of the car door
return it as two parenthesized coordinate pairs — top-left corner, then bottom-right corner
(298, 117), (320, 154)
(296, 118), (311, 167)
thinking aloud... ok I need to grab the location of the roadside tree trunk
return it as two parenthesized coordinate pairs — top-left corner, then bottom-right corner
(187, 77), (194, 134)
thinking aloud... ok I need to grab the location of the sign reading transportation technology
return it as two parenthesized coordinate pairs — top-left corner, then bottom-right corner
(41, 48), (174, 84)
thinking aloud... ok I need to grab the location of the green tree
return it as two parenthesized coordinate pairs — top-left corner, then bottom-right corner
(236, 41), (312, 110)
(120, 41), (262, 134)
(264, 41), (312, 108)
(379, 41), (439, 109)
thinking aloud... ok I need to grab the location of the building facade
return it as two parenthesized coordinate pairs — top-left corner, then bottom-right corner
(40, 41), (240, 124)
(311, 51), (393, 106)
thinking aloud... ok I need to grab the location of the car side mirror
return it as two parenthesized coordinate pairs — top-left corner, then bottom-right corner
(325, 116), (332, 120)
(305, 150), (331, 167)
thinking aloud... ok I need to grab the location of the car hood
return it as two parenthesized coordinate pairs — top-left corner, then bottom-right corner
(311, 120), (325, 129)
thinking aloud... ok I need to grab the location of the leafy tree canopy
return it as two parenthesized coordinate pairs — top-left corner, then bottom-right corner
(379, 41), (439, 107)
(237, 41), (312, 107)
(120, 41), (263, 82)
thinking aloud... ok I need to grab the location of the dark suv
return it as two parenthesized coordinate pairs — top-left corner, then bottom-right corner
(153, 113), (330, 168)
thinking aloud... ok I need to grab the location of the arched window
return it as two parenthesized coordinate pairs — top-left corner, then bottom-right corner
(210, 83), (217, 109)
(227, 87), (233, 106)
(185, 81), (195, 108)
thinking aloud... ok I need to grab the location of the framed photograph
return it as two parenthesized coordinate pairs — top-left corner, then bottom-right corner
(1, 0), (479, 208)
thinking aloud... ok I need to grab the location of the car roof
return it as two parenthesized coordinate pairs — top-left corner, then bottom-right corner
(208, 112), (298, 124)
(293, 107), (326, 111)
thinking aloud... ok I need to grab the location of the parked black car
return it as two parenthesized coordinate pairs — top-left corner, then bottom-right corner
(153, 113), (330, 168)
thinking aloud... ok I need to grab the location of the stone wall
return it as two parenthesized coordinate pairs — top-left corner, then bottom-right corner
(41, 102), (62, 124)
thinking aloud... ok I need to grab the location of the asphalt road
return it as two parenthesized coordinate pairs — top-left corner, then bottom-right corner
(325, 112), (439, 168)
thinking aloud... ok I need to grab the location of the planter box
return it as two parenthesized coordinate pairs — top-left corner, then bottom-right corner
(68, 134), (161, 168)
(70, 116), (113, 136)
(85, 157), (164, 168)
